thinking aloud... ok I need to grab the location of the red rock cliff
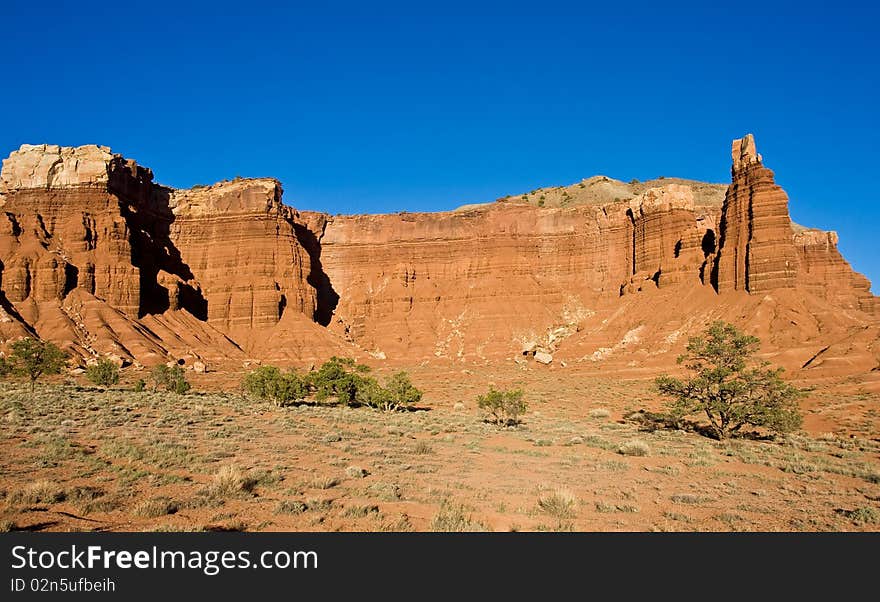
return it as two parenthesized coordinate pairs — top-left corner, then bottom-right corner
(0, 135), (876, 371)
(166, 179), (317, 340)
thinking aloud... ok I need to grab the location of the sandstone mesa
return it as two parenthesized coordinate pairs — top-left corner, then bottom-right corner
(0, 134), (877, 377)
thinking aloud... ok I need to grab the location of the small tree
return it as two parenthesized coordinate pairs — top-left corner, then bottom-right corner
(655, 321), (803, 440)
(149, 364), (190, 395)
(167, 366), (191, 395)
(242, 365), (306, 407)
(383, 371), (422, 411)
(357, 378), (392, 410)
(85, 358), (120, 387)
(477, 387), (527, 426)
(149, 364), (171, 392)
(243, 365), (283, 399)
(308, 357), (371, 406)
(7, 338), (67, 392)
(361, 371), (423, 412)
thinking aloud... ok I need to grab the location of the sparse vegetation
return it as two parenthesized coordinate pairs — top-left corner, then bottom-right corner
(1, 365), (877, 533)
(85, 358), (120, 386)
(276, 500), (308, 514)
(10, 480), (67, 505)
(618, 440), (650, 456)
(312, 475), (340, 490)
(342, 504), (379, 518)
(671, 493), (710, 505)
(656, 321), (803, 440)
(345, 465), (368, 478)
(205, 465), (257, 499)
(836, 506), (879, 526)
(430, 501), (486, 532)
(133, 497), (179, 518)
(477, 387), (528, 426)
(595, 501), (639, 513)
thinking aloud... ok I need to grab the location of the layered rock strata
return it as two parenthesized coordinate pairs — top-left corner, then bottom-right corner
(0, 135), (876, 370)
(713, 134), (799, 293)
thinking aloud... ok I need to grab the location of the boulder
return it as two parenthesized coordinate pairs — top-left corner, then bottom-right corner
(534, 352), (553, 365)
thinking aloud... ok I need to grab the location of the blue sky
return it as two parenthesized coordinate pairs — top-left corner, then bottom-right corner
(3, 1), (878, 288)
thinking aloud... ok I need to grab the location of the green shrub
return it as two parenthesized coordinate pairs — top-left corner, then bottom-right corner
(5, 338), (67, 392)
(169, 372), (191, 395)
(242, 365), (306, 407)
(85, 359), (120, 386)
(385, 371), (422, 406)
(149, 364), (190, 395)
(308, 357), (371, 406)
(361, 371), (423, 412)
(477, 387), (528, 426)
(655, 321), (803, 440)
(149, 365), (170, 391)
(133, 379), (146, 392)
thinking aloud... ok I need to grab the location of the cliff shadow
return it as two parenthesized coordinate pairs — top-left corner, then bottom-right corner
(120, 186), (208, 321)
(700, 229), (717, 287)
(0, 258), (37, 335)
(293, 221), (339, 327)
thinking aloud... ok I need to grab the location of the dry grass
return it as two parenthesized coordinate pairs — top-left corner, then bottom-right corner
(9, 480), (66, 505)
(537, 488), (577, 519)
(312, 476), (341, 490)
(1, 375), (879, 533)
(133, 497), (179, 518)
(618, 440), (650, 457)
(430, 501), (486, 532)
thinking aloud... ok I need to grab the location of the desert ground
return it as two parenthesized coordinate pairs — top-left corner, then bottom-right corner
(2, 364), (878, 532)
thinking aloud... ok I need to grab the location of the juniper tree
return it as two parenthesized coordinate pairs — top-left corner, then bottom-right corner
(655, 321), (803, 440)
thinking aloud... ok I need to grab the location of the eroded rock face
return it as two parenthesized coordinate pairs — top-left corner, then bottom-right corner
(794, 229), (879, 314)
(624, 184), (714, 291)
(0, 146), (257, 363)
(0, 135), (876, 371)
(315, 204), (628, 358)
(167, 178), (317, 338)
